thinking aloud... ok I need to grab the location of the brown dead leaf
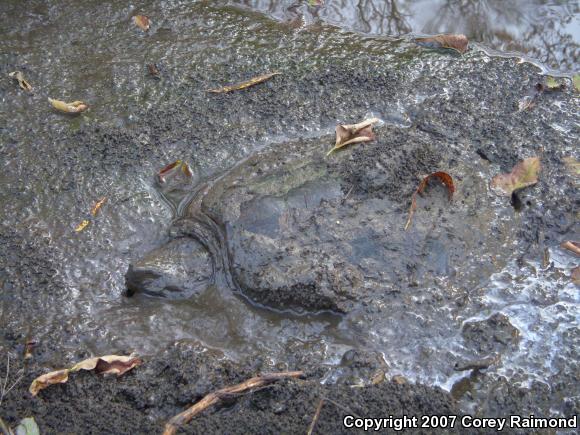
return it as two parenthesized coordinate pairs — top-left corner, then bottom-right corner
(158, 160), (182, 183)
(71, 355), (142, 376)
(327, 118), (379, 156)
(91, 197), (107, 216)
(157, 160), (193, 184)
(148, 63), (160, 79)
(29, 369), (70, 396)
(75, 219), (89, 232)
(9, 71), (33, 92)
(405, 171), (455, 230)
(392, 375), (407, 385)
(561, 241), (580, 256)
(208, 72), (281, 94)
(572, 266), (580, 284)
(48, 98), (88, 114)
(415, 34), (469, 54)
(29, 355), (141, 396)
(24, 339), (36, 360)
(491, 157), (540, 196)
(134, 15), (150, 31)
(563, 157), (580, 177)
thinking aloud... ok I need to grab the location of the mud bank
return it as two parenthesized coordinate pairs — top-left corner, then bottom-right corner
(1, 344), (469, 434)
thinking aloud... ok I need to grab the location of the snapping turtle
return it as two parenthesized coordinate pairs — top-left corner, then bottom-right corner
(125, 125), (511, 313)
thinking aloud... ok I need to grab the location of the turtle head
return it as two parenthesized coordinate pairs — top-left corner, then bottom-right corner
(125, 237), (213, 299)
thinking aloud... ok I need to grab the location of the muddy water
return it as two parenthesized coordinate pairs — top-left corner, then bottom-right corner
(233, 0), (579, 73)
(0, 0), (578, 416)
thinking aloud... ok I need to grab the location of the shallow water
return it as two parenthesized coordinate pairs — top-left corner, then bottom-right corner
(233, 0), (579, 73)
(0, 0), (578, 416)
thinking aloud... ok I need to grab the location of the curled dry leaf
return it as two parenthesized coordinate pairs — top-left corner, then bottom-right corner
(490, 157), (540, 196)
(148, 63), (160, 79)
(327, 117), (379, 156)
(9, 71), (33, 92)
(24, 339), (36, 360)
(157, 160), (193, 184)
(572, 266), (580, 284)
(29, 369), (70, 396)
(134, 15), (150, 31)
(561, 241), (580, 256)
(405, 171), (455, 230)
(48, 98), (88, 114)
(91, 197), (107, 216)
(208, 72), (281, 94)
(415, 34), (468, 54)
(29, 355), (141, 396)
(70, 355), (142, 376)
(75, 219), (89, 232)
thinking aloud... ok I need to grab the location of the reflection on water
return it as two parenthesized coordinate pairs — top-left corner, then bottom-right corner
(232, 0), (579, 72)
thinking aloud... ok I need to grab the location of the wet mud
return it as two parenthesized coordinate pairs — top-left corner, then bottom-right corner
(0, 1), (579, 433)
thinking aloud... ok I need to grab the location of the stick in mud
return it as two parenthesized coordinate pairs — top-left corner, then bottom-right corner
(163, 371), (303, 435)
(454, 354), (500, 372)
(307, 398), (325, 435)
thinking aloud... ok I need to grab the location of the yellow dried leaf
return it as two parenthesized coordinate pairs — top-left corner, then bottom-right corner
(490, 157), (541, 196)
(134, 15), (150, 31)
(9, 71), (33, 92)
(91, 197), (107, 216)
(563, 157), (580, 177)
(48, 98), (88, 114)
(75, 220), (89, 232)
(208, 72), (281, 94)
(181, 162), (193, 177)
(29, 369), (70, 396)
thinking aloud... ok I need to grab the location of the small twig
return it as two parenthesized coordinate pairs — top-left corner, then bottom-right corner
(341, 186), (354, 205)
(319, 396), (363, 419)
(163, 371), (303, 435)
(0, 416), (12, 435)
(0, 355), (9, 402)
(454, 354), (500, 372)
(306, 398), (325, 435)
(0, 354), (25, 408)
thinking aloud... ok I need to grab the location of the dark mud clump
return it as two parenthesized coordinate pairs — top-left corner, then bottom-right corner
(462, 314), (521, 354)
